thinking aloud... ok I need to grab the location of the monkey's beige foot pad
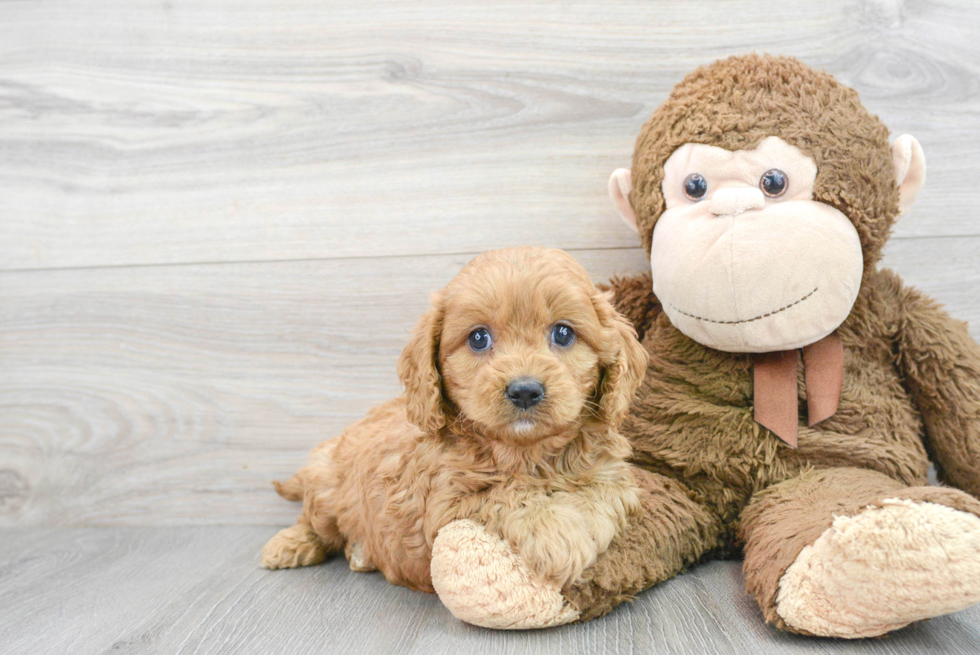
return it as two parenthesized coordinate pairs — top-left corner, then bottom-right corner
(260, 524), (327, 569)
(431, 519), (580, 629)
(776, 498), (980, 638)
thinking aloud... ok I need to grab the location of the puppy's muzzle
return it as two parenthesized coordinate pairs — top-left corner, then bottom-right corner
(506, 378), (545, 410)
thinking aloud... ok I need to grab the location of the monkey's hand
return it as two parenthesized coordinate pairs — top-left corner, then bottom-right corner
(430, 519), (581, 629)
(894, 272), (980, 498)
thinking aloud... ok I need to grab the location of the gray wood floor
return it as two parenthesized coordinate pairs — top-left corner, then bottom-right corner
(1, 527), (978, 655)
(2, 0), (980, 652)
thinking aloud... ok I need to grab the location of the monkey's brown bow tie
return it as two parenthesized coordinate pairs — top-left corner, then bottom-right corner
(752, 332), (844, 448)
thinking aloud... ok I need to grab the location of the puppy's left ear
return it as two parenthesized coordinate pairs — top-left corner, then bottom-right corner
(397, 292), (447, 434)
(593, 290), (649, 425)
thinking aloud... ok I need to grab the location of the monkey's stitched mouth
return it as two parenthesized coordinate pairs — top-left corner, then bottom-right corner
(670, 287), (818, 325)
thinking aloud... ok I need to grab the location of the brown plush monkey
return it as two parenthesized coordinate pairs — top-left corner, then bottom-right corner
(432, 54), (980, 638)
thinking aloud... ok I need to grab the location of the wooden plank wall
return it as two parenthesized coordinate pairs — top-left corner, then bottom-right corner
(2, 0), (979, 527)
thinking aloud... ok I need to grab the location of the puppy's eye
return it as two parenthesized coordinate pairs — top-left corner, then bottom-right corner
(760, 169), (788, 197)
(683, 173), (707, 200)
(551, 324), (575, 347)
(468, 327), (492, 352)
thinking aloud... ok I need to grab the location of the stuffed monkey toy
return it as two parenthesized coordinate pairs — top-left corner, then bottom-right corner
(431, 54), (980, 638)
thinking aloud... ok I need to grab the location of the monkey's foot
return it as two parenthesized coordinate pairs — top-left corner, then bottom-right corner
(430, 519), (580, 629)
(260, 524), (327, 569)
(776, 498), (980, 638)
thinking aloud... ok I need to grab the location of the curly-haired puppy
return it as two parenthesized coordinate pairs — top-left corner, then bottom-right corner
(261, 246), (648, 594)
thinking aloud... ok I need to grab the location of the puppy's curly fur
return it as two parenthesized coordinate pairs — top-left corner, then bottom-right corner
(261, 247), (648, 592)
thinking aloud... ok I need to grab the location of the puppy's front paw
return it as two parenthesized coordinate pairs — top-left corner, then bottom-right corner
(516, 516), (600, 589)
(493, 499), (609, 589)
(431, 519), (580, 629)
(261, 524), (328, 569)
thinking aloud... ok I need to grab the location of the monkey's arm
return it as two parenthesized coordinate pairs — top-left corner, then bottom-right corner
(598, 272), (660, 342)
(895, 281), (980, 498)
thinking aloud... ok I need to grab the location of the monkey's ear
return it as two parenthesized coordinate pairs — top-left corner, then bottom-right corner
(609, 168), (638, 233)
(397, 293), (446, 434)
(891, 134), (926, 216)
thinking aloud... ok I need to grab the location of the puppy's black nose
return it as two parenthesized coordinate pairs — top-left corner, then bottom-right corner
(506, 378), (545, 409)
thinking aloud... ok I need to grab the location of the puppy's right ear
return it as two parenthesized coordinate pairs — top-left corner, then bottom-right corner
(592, 289), (649, 426)
(397, 292), (447, 434)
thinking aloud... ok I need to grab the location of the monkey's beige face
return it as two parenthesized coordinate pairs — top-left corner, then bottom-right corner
(437, 267), (604, 444)
(651, 136), (864, 353)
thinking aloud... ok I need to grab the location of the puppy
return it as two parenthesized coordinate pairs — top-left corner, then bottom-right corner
(261, 246), (648, 593)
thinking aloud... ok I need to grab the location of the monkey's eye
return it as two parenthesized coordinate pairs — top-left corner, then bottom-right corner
(551, 323), (575, 347)
(683, 173), (708, 200)
(468, 328), (492, 352)
(760, 169), (788, 197)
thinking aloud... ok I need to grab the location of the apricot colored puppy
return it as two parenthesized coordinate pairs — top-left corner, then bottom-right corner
(261, 247), (647, 626)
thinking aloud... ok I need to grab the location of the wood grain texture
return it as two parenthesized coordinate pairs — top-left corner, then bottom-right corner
(0, 248), (646, 526)
(2, 0), (980, 271)
(1, 527), (978, 655)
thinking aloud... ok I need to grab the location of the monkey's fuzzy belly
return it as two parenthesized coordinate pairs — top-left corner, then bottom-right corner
(624, 319), (930, 530)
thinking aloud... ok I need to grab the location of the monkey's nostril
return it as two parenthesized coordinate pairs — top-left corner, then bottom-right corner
(506, 378), (545, 410)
